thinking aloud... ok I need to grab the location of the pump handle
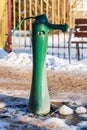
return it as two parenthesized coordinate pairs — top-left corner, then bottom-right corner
(6, 16), (35, 36)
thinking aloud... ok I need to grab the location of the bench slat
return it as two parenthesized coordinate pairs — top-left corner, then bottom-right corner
(69, 19), (87, 63)
(71, 41), (87, 44)
(75, 19), (87, 24)
(75, 25), (87, 31)
(75, 32), (87, 37)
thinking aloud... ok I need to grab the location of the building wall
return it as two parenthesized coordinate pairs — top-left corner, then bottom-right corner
(0, 0), (8, 48)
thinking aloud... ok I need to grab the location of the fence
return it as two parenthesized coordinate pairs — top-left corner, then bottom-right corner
(1, 0), (87, 59)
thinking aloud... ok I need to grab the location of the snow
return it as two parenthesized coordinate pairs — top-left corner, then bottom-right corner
(0, 102), (7, 109)
(44, 117), (66, 127)
(1, 52), (32, 66)
(1, 46), (87, 73)
(75, 106), (87, 114)
(44, 117), (77, 130)
(59, 105), (73, 115)
(0, 33), (87, 73)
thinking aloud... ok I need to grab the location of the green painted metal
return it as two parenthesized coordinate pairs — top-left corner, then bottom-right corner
(29, 14), (68, 115)
(7, 14), (68, 115)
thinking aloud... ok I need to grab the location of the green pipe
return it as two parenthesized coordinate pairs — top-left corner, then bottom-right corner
(12, 19), (25, 35)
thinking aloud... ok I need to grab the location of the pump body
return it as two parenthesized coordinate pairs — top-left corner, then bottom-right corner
(29, 21), (50, 115)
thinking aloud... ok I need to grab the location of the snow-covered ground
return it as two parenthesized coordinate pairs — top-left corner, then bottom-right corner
(0, 34), (87, 129)
(0, 46), (87, 73)
(0, 88), (87, 130)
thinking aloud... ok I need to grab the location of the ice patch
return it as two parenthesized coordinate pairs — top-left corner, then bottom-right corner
(77, 121), (87, 130)
(0, 121), (10, 130)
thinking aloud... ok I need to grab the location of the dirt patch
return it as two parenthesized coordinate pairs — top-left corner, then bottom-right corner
(0, 65), (87, 103)
(0, 65), (87, 91)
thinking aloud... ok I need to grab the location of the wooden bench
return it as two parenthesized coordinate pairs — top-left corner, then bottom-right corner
(68, 19), (87, 63)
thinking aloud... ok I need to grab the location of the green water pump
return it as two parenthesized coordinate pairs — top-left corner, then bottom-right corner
(8, 14), (68, 115)
(29, 14), (68, 115)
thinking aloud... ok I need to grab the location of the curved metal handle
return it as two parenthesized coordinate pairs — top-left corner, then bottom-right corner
(6, 16), (35, 36)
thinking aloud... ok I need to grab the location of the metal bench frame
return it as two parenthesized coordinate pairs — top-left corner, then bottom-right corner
(68, 19), (87, 63)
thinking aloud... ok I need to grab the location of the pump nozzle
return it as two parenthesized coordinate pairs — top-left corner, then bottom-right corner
(47, 23), (68, 33)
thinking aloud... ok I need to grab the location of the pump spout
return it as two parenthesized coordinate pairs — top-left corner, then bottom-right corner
(47, 23), (68, 33)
